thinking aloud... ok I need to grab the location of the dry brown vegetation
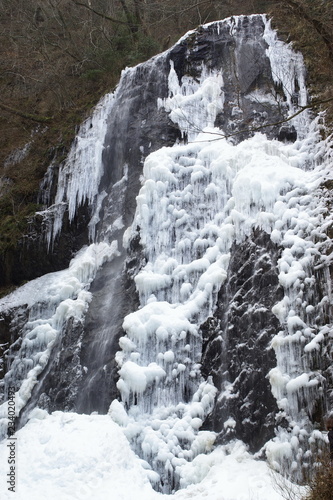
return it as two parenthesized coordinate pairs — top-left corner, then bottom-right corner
(273, 452), (333, 500)
(304, 458), (333, 500)
(271, 0), (333, 125)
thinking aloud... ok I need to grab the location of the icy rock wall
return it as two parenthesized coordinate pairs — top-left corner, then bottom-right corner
(111, 16), (333, 490)
(0, 242), (119, 437)
(201, 231), (283, 452)
(0, 12), (332, 493)
(1, 35), (182, 416)
(20, 12), (293, 420)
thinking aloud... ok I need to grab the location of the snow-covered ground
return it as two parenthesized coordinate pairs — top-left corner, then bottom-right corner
(0, 409), (303, 500)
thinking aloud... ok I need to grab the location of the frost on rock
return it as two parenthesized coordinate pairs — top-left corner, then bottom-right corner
(158, 62), (224, 142)
(112, 15), (333, 491)
(38, 92), (115, 249)
(263, 18), (309, 137)
(0, 242), (119, 439)
(116, 121), (331, 487)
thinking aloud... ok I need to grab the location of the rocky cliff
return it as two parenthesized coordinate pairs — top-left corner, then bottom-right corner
(1, 14), (332, 492)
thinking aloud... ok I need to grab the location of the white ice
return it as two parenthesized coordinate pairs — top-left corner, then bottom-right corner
(0, 410), (300, 500)
(0, 241), (119, 439)
(114, 15), (333, 486)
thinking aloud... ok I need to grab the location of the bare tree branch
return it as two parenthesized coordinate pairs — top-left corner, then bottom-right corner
(70, 0), (134, 28)
(149, 0), (215, 27)
(281, 0), (333, 61)
(191, 97), (333, 142)
(0, 101), (52, 123)
(119, 0), (139, 33)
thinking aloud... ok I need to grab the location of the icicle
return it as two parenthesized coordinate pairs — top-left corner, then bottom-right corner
(0, 242), (119, 439)
(38, 92), (115, 248)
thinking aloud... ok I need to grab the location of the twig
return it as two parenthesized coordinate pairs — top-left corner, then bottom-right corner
(0, 101), (52, 123)
(190, 98), (333, 143)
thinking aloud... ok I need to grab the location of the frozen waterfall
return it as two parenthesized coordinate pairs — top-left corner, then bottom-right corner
(1, 14), (332, 494)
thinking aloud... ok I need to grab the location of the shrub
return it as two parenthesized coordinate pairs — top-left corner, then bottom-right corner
(304, 456), (333, 500)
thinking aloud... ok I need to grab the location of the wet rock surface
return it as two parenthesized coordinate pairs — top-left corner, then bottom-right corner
(201, 231), (282, 452)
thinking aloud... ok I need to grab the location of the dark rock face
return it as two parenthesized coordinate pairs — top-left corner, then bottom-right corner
(278, 125), (297, 142)
(14, 316), (86, 432)
(98, 58), (181, 233)
(0, 206), (91, 288)
(0, 306), (28, 396)
(170, 16), (288, 143)
(201, 231), (282, 452)
(24, 232), (145, 417)
(74, 246), (142, 414)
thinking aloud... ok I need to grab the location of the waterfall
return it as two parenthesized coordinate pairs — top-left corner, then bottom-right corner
(0, 14), (332, 494)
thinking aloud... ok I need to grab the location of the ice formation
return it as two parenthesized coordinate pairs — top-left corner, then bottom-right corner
(110, 17), (332, 489)
(0, 409), (298, 500)
(1, 13), (332, 495)
(0, 241), (119, 438)
(38, 92), (115, 247)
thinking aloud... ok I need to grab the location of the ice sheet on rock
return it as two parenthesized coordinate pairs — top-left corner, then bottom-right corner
(116, 117), (329, 488)
(0, 242), (119, 439)
(158, 62), (224, 141)
(39, 92), (115, 248)
(265, 125), (333, 478)
(114, 20), (333, 483)
(263, 17), (308, 137)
